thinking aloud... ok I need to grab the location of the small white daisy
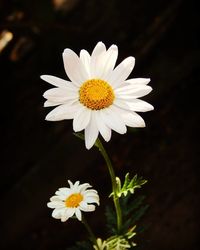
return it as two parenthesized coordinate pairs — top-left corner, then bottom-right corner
(41, 41), (153, 149)
(47, 180), (99, 222)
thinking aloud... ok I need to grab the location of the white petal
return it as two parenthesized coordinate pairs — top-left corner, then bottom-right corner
(101, 44), (118, 79)
(95, 111), (111, 142)
(107, 57), (135, 88)
(66, 208), (75, 218)
(116, 88), (152, 99)
(68, 180), (74, 188)
(61, 208), (75, 222)
(114, 99), (154, 112)
(55, 191), (67, 200)
(84, 190), (98, 195)
(115, 85), (152, 97)
(122, 112), (145, 127)
(45, 101), (81, 121)
(80, 49), (91, 77)
(44, 100), (63, 107)
(47, 201), (65, 209)
(78, 183), (92, 193)
(40, 75), (76, 89)
(75, 208), (82, 221)
(100, 107), (127, 134)
(85, 193), (100, 202)
(59, 187), (71, 193)
(125, 78), (151, 85)
(52, 208), (65, 219)
(71, 181), (80, 192)
(85, 204), (95, 212)
(62, 49), (88, 86)
(112, 106), (145, 127)
(90, 42), (106, 78)
(79, 201), (88, 211)
(60, 210), (68, 222)
(79, 201), (95, 212)
(85, 196), (100, 205)
(43, 88), (78, 102)
(50, 196), (62, 202)
(84, 112), (99, 149)
(73, 106), (91, 132)
(58, 188), (71, 196)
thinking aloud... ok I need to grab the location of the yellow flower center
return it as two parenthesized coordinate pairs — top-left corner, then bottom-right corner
(65, 193), (83, 208)
(79, 79), (115, 110)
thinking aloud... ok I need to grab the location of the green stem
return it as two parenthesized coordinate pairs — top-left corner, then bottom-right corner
(96, 138), (122, 233)
(82, 215), (97, 246)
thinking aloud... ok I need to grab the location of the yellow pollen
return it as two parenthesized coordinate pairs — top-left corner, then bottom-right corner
(65, 193), (83, 208)
(79, 79), (115, 110)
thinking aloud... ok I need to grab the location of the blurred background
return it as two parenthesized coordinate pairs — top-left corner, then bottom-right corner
(0, 0), (199, 249)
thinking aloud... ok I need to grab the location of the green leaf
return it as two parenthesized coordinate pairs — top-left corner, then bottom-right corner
(106, 227), (137, 250)
(113, 173), (147, 198)
(119, 194), (149, 234)
(105, 205), (117, 234)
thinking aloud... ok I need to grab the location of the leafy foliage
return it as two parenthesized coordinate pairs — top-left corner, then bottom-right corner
(93, 238), (107, 250)
(120, 195), (149, 233)
(105, 194), (149, 245)
(114, 173), (147, 198)
(105, 205), (117, 234)
(105, 226), (136, 249)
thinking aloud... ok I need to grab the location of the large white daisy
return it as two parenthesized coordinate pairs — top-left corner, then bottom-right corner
(47, 180), (99, 222)
(41, 42), (153, 149)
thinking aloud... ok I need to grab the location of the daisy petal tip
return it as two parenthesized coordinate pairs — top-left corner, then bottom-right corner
(68, 180), (74, 187)
(72, 124), (80, 133)
(146, 78), (151, 84)
(40, 75), (50, 82)
(45, 114), (54, 121)
(61, 217), (67, 222)
(76, 212), (82, 221)
(62, 48), (70, 54)
(128, 56), (135, 64)
(47, 202), (51, 208)
(110, 44), (118, 50)
(85, 143), (92, 150)
(43, 101), (48, 107)
(97, 41), (104, 46)
(150, 105), (154, 111)
(85, 138), (95, 150)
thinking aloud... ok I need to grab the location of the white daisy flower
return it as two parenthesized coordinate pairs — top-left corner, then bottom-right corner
(41, 41), (153, 149)
(47, 180), (99, 222)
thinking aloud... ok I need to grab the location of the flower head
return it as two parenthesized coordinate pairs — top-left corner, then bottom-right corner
(41, 42), (153, 149)
(47, 180), (99, 222)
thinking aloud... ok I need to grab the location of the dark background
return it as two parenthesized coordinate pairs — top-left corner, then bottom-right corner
(0, 0), (199, 249)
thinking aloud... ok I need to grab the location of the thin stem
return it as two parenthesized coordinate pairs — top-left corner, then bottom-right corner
(96, 138), (122, 233)
(82, 215), (97, 246)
